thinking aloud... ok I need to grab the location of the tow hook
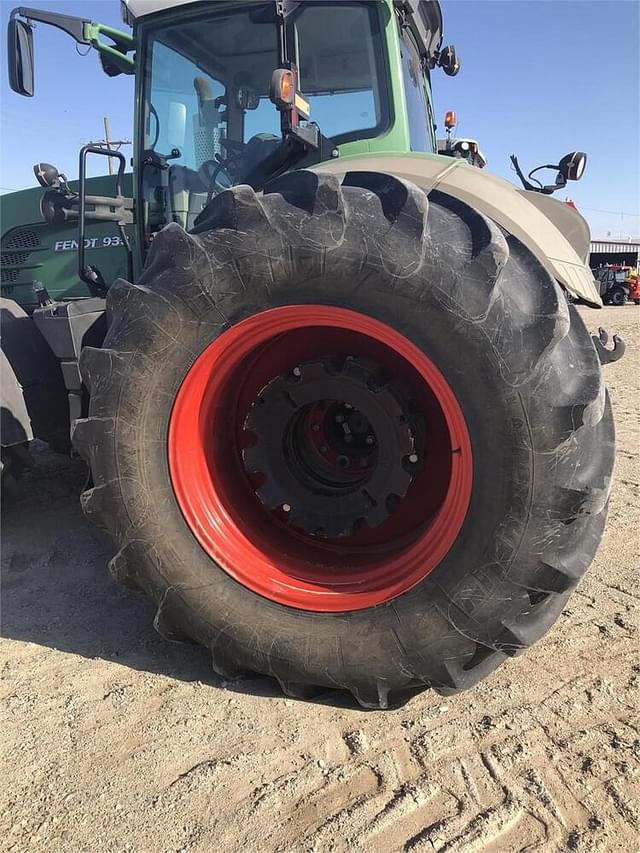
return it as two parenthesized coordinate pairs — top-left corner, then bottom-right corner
(592, 327), (625, 365)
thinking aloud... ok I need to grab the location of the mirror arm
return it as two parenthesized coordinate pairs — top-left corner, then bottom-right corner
(84, 23), (135, 74)
(11, 7), (89, 42)
(11, 8), (135, 73)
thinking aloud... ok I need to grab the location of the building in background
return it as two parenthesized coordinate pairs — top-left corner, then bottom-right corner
(590, 239), (640, 269)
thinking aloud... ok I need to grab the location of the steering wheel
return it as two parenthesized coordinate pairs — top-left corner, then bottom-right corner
(198, 156), (234, 200)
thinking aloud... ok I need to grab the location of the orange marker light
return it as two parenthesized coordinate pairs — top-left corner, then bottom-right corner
(279, 71), (294, 103)
(444, 110), (457, 129)
(270, 69), (295, 109)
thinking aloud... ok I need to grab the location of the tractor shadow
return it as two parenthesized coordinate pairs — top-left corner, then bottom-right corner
(2, 449), (214, 685)
(1, 446), (358, 708)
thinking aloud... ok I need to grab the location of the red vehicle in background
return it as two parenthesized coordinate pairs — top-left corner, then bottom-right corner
(594, 264), (640, 306)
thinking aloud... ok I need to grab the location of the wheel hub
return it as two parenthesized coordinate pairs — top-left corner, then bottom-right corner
(242, 357), (417, 537)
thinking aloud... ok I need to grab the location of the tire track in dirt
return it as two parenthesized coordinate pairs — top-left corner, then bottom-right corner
(176, 658), (638, 853)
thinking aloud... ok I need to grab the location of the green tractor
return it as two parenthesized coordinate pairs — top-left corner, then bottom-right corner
(2, 1), (616, 708)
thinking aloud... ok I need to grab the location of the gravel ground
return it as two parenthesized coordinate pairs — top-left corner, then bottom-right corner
(1, 304), (638, 853)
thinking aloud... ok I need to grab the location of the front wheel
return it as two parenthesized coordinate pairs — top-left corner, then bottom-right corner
(610, 285), (628, 306)
(74, 172), (614, 708)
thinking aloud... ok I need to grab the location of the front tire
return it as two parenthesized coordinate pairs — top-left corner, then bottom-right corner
(74, 172), (614, 708)
(610, 285), (628, 306)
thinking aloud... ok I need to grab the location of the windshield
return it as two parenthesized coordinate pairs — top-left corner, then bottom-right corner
(140, 1), (389, 237)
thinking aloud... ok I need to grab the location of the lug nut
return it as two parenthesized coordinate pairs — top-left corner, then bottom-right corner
(282, 503), (291, 512)
(365, 435), (375, 446)
(409, 453), (418, 463)
(292, 366), (301, 377)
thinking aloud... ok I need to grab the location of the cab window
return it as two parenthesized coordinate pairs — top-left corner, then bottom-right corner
(293, 2), (389, 143)
(400, 29), (434, 152)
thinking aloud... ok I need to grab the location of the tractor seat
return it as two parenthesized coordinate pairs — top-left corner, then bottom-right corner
(238, 133), (281, 182)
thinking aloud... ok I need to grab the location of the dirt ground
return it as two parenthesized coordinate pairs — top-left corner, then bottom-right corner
(1, 304), (638, 853)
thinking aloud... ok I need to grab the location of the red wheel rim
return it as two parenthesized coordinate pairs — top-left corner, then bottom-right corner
(168, 306), (472, 612)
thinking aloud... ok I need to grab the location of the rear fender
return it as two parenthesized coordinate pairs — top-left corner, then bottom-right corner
(316, 154), (601, 306)
(518, 191), (591, 264)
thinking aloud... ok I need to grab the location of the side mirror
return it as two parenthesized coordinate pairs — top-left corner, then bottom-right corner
(237, 88), (260, 111)
(8, 18), (34, 97)
(438, 45), (460, 77)
(167, 102), (187, 151)
(33, 162), (61, 187)
(558, 151), (587, 182)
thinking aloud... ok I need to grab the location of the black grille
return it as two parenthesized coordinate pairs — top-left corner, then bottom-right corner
(1, 268), (19, 283)
(4, 229), (41, 250)
(1, 251), (30, 266)
(1, 228), (44, 285)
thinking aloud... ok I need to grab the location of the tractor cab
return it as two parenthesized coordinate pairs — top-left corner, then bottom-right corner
(136, 1), (393, 235)
(131, 0), (456, 247)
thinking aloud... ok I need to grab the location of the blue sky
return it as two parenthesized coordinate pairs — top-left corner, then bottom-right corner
(1, 0), (638, 238)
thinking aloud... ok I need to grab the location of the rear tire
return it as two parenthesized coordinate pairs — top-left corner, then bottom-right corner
(74, 171), (614, 708)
